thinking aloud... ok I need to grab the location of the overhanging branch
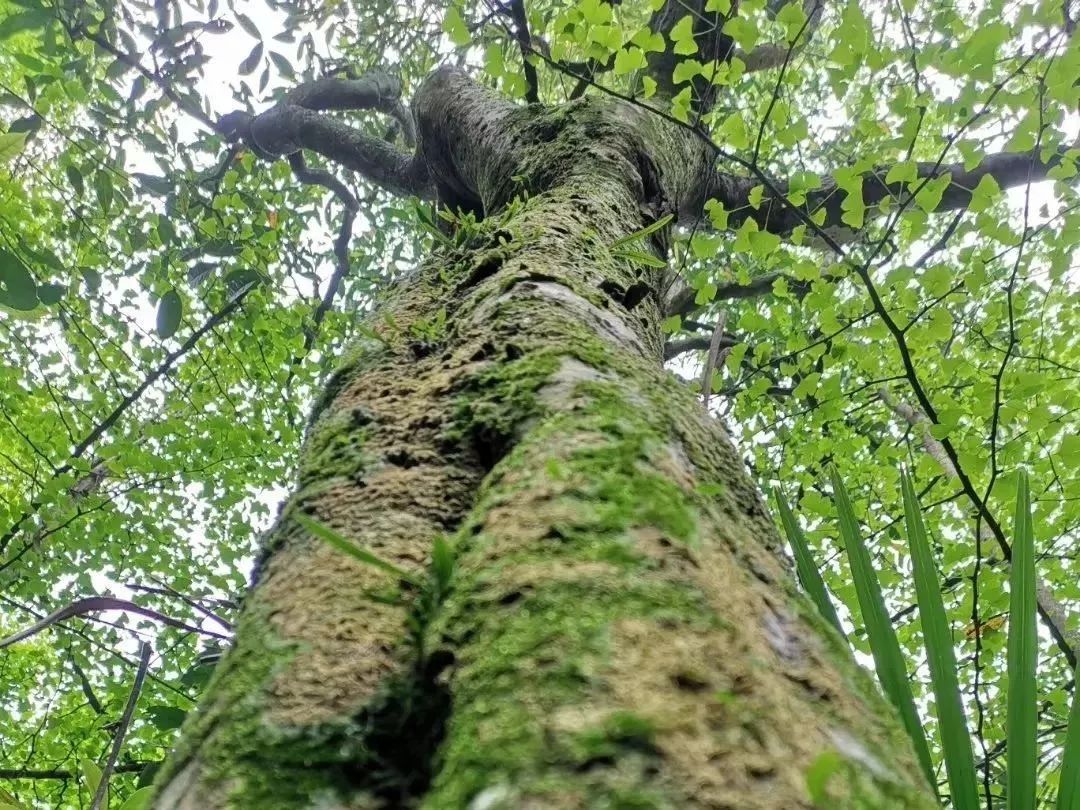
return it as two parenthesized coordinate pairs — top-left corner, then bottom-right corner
(737, 0), (825, 73)
(218, 73), (433, 200)
(708, 143), (1078, 240)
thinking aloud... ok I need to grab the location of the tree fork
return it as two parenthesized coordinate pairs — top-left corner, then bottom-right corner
(152, 68), (936, 809)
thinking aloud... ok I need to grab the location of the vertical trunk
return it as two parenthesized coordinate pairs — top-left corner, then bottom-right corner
(154, 69), (937, 809)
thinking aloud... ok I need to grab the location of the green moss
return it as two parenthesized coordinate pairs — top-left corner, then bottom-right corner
(298, 405), (374, 487)
(152, 576), (454, 809)
(149, 598), (314, 805)
(566, 710), (659, 767)
(557, 427), (698, 547)
(422, 580), (712, 809)
(307, 336), (386, 426)
(442, 344), (573, 466)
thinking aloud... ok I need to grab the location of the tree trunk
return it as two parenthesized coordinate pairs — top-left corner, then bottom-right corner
(153, 68), (937, 810)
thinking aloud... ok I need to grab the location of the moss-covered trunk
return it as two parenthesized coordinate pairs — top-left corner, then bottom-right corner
(153, 69), (937, 809)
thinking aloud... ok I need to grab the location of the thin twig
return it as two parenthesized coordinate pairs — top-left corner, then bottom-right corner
(90, 642), (152, 810)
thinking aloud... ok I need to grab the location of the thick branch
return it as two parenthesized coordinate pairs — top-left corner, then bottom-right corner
(665, 271), (810, 316)
(709, 144), (1077, 239)
(664, 332), (738, 360)
(507, 0), (540, 104)
(736, 0), (825, 73)
(285, 72), (416, 147)
(219, 105), (431, 199)
(645, 0), (737, 106)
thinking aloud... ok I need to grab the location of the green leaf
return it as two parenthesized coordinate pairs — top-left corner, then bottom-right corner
(968, 173), (1001, 213)
(155, 289), (182, 338)
(81, 268), (101, 292)
(630, 28), (664, 53)
(147, 704), (187, 731)
(93, 170), (114, 214)
(774, 491), (844, 636)
(612, 247), (667, 268)
(268, 51), (295, 80)
(805, 750), (844, 804)
(661, 314), (682, 333)
(117, 787), (156, 810)
(901, 473), (979, 810)
(611, 214), (673, 247)
(443, 5), (470, 46)
(235, 12), (261, 39)
(0, 249), (38, 310)
(239, 41), (263, 75)
(914, 173), (952, 214)
(0, 131), (28, 164)
(885, 161), (917, 185)
(36, 282), (65, 305)
(223, 268), (262, 295)
(79, 758), (102, 796)
(431, 536), (455, 594)
(722, 16), (758, 52)
(671, 58), (702, 84)
(1007, 470), (1037, 810)
(704, 199), (729, 230)
(66, 164), (85, 197)
(0, 9), (51, 41)
(1058, 663), (1080, 810)
(716, 112), (749, 149)
(294, 513), (420, 585)
(776, 2), (808, 42)
(830, 467), (936, 787)
(613, 46), (647, 75)
(669, 14), (697, 55)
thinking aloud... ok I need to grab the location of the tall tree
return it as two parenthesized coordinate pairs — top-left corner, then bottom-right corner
(0, 0), (1076, 808)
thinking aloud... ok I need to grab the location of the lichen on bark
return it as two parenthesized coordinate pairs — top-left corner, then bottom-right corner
(151, 66), (937, 810)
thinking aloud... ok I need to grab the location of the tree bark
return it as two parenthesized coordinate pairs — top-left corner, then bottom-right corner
(152, 68), (937, 810)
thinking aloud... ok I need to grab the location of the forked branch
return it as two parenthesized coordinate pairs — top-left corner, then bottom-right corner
(218, 73), (432, 199)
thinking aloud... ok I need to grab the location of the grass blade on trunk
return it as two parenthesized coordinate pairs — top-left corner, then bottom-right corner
(775, 490), (844, 637)
(830, 467), (936, 788)
(1007, 471), (1037, 810)
(901, 471), (979, 809)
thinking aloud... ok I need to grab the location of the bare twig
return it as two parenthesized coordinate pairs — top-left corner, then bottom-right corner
(76, 25), (219, 133)
(90, 642), (152, 810)
(700, 310), (728, 410)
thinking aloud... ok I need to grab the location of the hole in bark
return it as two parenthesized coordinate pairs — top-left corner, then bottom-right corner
(574, 755), (617, 772)
(599, 279), (624, 301)
(460, 254), (503, 289)
(498, 589), (523, 606)
(622, 281), (652, 310)
(349, 407), (374, 427)
(423, 647), (456, 680)
(385, 449), (419, 468)
(472, 428), (510, 471)
(410, 341), (435, 359)
(469, 341), (497, 361)
(504, 343), (524, 360)
(671, 672), (710, 692)
(340, 668), (453, 804)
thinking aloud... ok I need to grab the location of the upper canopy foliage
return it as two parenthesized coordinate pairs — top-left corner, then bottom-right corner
(0, 0), (1077, 806)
